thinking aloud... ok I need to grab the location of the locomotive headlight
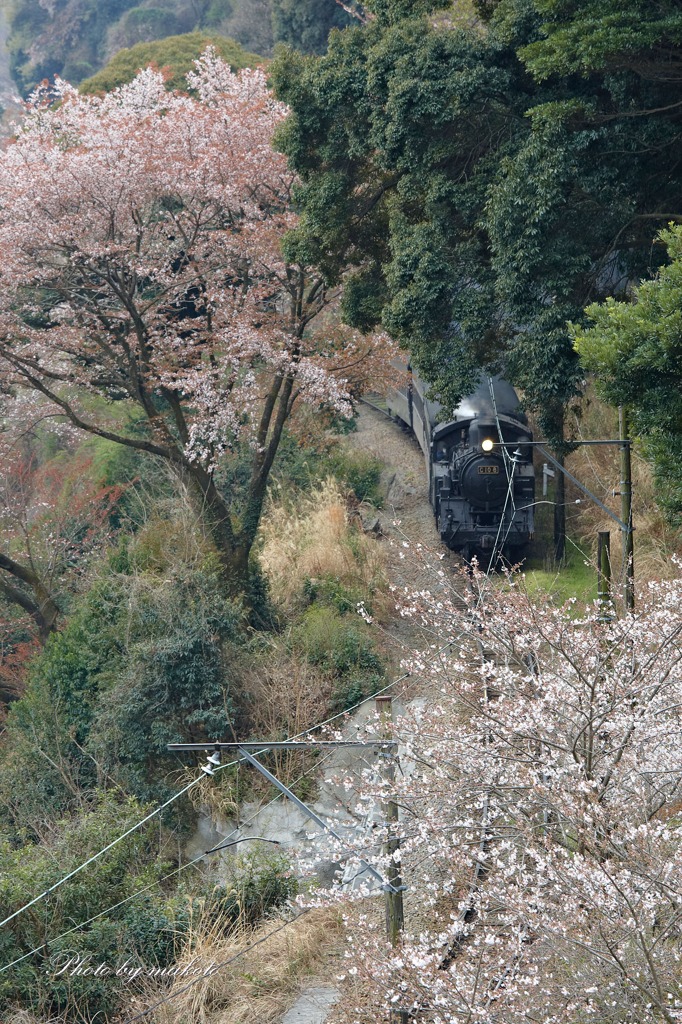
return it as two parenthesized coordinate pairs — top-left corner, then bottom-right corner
(481, 438), (494, 452)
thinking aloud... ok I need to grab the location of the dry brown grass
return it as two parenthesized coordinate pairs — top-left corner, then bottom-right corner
(135, 907), (343, 1024)
(564, 394), (682, 587)
(238, 646), (334, 786)
(4, 1014), (61, 1024)
(259, 477), (388, 616)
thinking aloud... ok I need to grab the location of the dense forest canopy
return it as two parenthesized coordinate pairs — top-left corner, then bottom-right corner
(273, 0), (682, 519)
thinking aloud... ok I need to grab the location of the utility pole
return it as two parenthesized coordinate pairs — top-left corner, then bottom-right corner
(597, 530), (612, 622)
(172, 727), (410, 1019)
(375, 695), (408, 1024)
(553, 451), (566, 563)
(619, 407), (634, 611)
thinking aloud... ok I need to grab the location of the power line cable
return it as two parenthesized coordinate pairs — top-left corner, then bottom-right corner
(0, 777), (201, 932)
(486, 375), (521, 567)
(1, 624), (459, 962)
(0, 752), (335, 975)
(0, 657), (415, 937)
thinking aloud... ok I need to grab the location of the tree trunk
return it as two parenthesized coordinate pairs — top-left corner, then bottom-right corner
(0, 556), (60, 643)
(174, 462), (254, 596)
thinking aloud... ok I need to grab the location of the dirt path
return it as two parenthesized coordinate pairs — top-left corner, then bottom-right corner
(342, 402), (464, 660)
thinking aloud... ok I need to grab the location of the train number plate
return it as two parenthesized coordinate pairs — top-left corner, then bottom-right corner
(478, 466), (499, 474)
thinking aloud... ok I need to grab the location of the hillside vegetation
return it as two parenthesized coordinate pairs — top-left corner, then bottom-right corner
(6, 0), (351, 94)
(0, 3), (681, 1022)
(79, 32), (261, 92)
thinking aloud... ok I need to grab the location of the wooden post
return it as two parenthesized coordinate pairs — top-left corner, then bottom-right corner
(619, 407), (634, 610)
(597, 530), (612, 622)
(553, 451), (566, 563)
(375, 695), (408, 1023)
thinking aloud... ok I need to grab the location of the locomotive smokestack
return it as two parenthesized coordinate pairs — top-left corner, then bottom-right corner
(469, 419), (497, 449)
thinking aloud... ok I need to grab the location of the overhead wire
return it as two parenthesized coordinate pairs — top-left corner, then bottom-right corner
(0, 657), (416, 937)
(0, 777), (201, 931)
(0, 751), (336, 976)
(487, 375), (521, 566)
(3, 393), (509, 999)
(1, 627), (463, 965)
(5, 627), (468, 1015)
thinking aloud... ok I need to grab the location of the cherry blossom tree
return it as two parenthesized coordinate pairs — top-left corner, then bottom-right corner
(314, 559), (682, 1024)
(0, 52), (383, 593)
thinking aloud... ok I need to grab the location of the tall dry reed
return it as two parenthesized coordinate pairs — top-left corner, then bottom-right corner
(135, 906), (342, 1024)
(259, 477), (387, 615)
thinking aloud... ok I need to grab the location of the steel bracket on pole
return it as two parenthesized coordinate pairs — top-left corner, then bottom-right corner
(236, 745), (399, 895)
(168, 740), (401, 895)
(536, 445), (630, 532)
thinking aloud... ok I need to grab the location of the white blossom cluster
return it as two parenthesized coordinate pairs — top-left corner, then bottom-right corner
(0, 52), (356, 476)
(305, 564), (682, 1024)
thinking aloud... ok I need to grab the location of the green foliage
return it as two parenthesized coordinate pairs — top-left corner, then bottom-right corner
(273, 0), (682, 451)
(293, 604), (384, 710)
(268, 426), (335, 493)
(119, 7), (183, 45)
(0, 530), (244, 824)
(7, 0), (261, 96)
(11, 0), (354, 73)
(365, 0), (453, 21)
(272, 0), (352, 55)
(523, 540), (596, 606)
(273, 8), (566, 426)
(85, 557), (243, 800)
(302, 574), (361, 614)
(574, 225), (682, 522)
(212, 847), (297, 924)
(0, 797), (297, 1021)
(329, 449), (383, 505)
(0, 576), (128, 831)
(517, 0), (682, 79)
(80, 31), (261, 94)
(204, 0), (235, 27)
(0, 793), (182, 1021)
(268, 424), (383, 505)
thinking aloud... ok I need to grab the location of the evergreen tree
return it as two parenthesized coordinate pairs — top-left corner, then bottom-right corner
(272, 0), (352, 55)
(273, 0), (682, 548)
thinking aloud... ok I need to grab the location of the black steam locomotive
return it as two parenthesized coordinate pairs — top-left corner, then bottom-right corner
(387, 371), (535, 562)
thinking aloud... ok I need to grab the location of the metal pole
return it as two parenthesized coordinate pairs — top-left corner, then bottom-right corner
(619, 407), (634, 610)
(597, 531), (612, 622)
(235, 746), (393, 893)
(375, 695), (408, 1024)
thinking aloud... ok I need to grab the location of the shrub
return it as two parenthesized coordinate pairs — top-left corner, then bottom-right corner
(86, 559), (243, 800)
(0, 793), (183, 1022)
(0, 800), (298, 1022)
(293, 605), (384, 712)
(329, 449), (384, 506)
(211, 848), (297, 927)
(0, 529), (245, 822)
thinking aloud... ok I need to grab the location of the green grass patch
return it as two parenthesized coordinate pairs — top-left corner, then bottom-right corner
(521, 541), (597, 607)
